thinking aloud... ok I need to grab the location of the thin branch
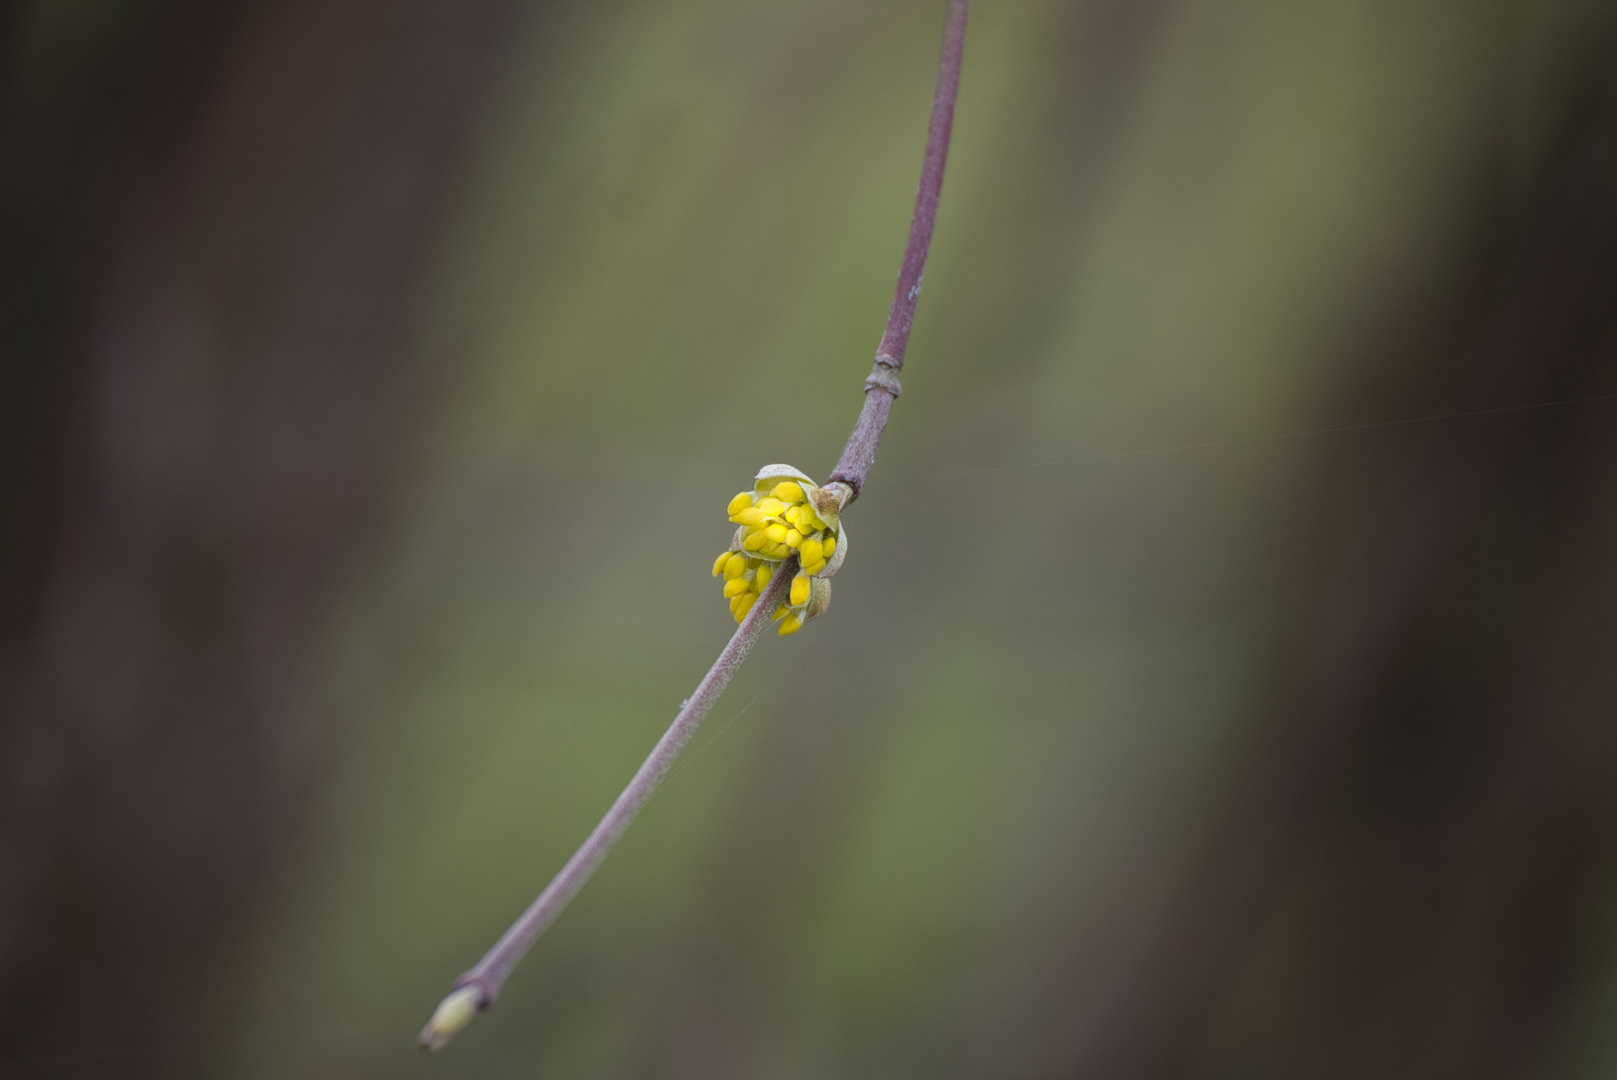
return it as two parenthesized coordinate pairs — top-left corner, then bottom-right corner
(830, 0), (967, 498)
(420, 0), (966, 1050)
(418, 565), (794, 1048)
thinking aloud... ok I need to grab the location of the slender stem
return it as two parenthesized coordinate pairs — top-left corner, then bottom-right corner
(421, 0), (966, 1049)
(422, 566), (794, 1035)
(830, 0), (967, 498)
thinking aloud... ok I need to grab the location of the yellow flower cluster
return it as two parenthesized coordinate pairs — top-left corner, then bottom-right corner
(710, 466), (845, 635)
(729, 481), (836, 570)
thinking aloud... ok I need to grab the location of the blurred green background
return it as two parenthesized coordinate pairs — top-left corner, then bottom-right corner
(8, 0), (1617, 1077)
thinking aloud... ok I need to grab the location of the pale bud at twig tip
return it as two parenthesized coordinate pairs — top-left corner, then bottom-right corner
(417, 985), (483, 1052)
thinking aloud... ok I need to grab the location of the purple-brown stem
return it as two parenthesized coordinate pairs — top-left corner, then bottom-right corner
(419, 564), (794, 1047)
(421, 0), (966, 1049)
(830, 0), (967, 498)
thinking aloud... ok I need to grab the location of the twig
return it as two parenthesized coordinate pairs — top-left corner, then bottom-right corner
(419, 565), (794, 1049)
(420, 0), (966, 1050)
(830, 0), (967, 499)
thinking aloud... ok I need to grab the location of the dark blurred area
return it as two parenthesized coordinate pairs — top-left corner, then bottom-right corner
(6, 1), (1617, 1077)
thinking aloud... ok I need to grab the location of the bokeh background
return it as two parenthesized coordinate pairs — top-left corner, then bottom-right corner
(7, 0), (1617, 1076)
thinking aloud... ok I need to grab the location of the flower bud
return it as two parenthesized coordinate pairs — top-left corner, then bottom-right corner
(713, 464), (849, 631)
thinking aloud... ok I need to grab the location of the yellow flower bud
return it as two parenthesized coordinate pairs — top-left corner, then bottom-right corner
(713, 464), (850, 632)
